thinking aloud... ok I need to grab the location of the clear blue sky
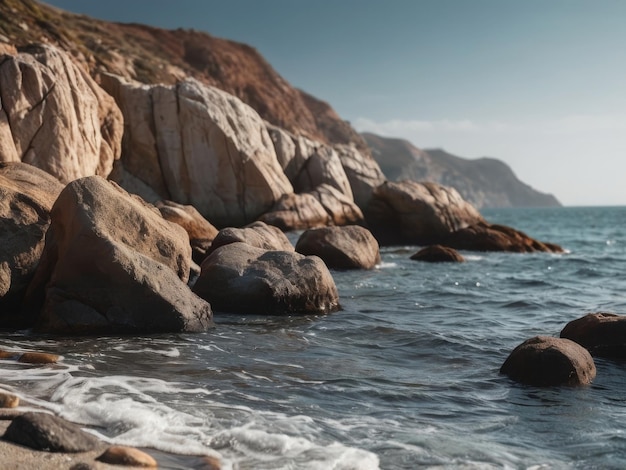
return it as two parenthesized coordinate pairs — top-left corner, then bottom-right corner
(45, 0), (626, 206)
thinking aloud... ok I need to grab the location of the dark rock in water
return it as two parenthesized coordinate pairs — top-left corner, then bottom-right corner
(24, 176), (213, 334)
(442, 222), (563, 253)
(0, 162), (64, 326)
(365, 180), (484, 246)
(4, 412), (99, 452)
(410, 245), (465, 263)
(500, 336), (596, 386)
(296, 226), (380, 270)
(561, 312), (626, 358)
(193, 242), (340, 315)
(207, 221), (294, 257)
(97, 446), (157, 467)
(156, 200), (219, 265)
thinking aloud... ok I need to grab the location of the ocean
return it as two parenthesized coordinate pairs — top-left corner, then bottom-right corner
(1, 206), (625, 469)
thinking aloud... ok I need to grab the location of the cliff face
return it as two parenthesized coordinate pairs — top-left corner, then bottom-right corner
(363, 132), (561, 209)
(0, 0), (367, 153)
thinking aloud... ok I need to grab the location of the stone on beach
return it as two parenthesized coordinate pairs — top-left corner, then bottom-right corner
(97, 446), (157, 467)
(0, 393), (19, 408)
(4, 412), (100, 453)
(560, 312), (626, 359)
(193, 242), (340, 315)
(24, 176), (213, 334)
(500, 336), (596, 386)
(0, 162), (64, 324)
(295, 225), (380, 270)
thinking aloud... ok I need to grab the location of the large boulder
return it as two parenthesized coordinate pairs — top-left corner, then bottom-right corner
(311, 184), (364, 226)
(442, 222), (563, 253)
(207, 221), (294, 257)
(259, 192), (330, 231)
(561, 312), (626, 359)
(500, 336), (596, 386)
(365, 180), (484, 246)
(295, 226), (380, 270)
(24, 176), (213, 334)
(293, 146), (353, 199)
(156, 200), (219, 264)
(101, 74), (293, 227)
(335, 143), (386, 210)
(193, 242), (340, 315)
(0, 162), (64, 324)
(0, 44), (123, 182)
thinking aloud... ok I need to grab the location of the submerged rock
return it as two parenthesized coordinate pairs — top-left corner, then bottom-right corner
(295, 226), (380, 270)
(193, 242), (340, 315)
(561, 312), (626, 358)
(0, 162), (64, 324)
(410, 245), (465, 263)
(24, 176), (213, 334)
(4, 412), (100, 452)
(0, 44), (122, 183)
(500, 336), (596, 386)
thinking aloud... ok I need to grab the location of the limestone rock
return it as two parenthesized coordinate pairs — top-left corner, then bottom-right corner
(97, 446), (157, 468)
(0, 162), (64, 324)
(561, 312), (626, 358)
(500, 336), (596, 386)
(24, 176), (213, 334)
(4, 412), (100, 452)
(208, 221), (293, 257)
(0, 44), (122, 183)
(365, 180), (484, 246)
(410, 245), (465, 263)
(296, 226), (380, 270)
(193, 242), (340, 315)
(156, 200), (219, 264)
(259, 192), (330, 231)
(101, 73), (293, 227)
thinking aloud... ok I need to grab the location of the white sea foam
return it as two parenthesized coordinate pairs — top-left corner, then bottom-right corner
(112, 346), (181, 357)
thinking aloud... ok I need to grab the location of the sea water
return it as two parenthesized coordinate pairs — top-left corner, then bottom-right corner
(1, 206), (626, 469)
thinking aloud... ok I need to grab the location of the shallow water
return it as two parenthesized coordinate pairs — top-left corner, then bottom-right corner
(2, 206), (626, 469)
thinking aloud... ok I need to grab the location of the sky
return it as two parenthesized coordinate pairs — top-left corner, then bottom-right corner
(44, 0), (626, 206)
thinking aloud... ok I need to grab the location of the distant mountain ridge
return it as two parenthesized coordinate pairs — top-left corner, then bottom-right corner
(362, 132), (561, 209)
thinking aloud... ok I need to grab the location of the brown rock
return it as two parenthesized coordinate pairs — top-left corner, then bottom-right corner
(101, 74), (293, 227)
(296, 226), (380, 270)
(500, 336), (596, 386)
(335, 144), (386, 209)
(365, 180), (484, 246)
(156, 200), (219, 264)
(0, 44), (122, 183)
(4, 412), (100, 452)
(194, 242), (340, 315)
(293, 146), (353, 200)
(24, 176), (213, 334)
(311, 184), (364, 226)
(410, 245), (465, 263)
(0, 392), (19, 408)
(97, 446), (157, 468)
(0, 162), (64, 324)
(208, 221), (293, 257)
(200, 455), (222, 470)
(560, 312), (626, 358)
(443, 222), (564, 253)
(259, 193), (330, 231)
(18, 352), (59, 364)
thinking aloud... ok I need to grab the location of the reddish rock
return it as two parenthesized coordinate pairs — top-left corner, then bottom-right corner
(443, 222), (563, 253)
(561, 312), (626, 358)
(410, 245), (465, 263)
(97, 446), (157, 468)
(296, 226), (380, 270)
(194, 243), (340, 315)
(500, 336), (596, 386)
(0, 393), (19, 408)
(18, 352), (60, 364)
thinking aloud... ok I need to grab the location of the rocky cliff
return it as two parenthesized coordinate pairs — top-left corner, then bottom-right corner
(0, 0), (367, 153)
(363, 132), (561, 209)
